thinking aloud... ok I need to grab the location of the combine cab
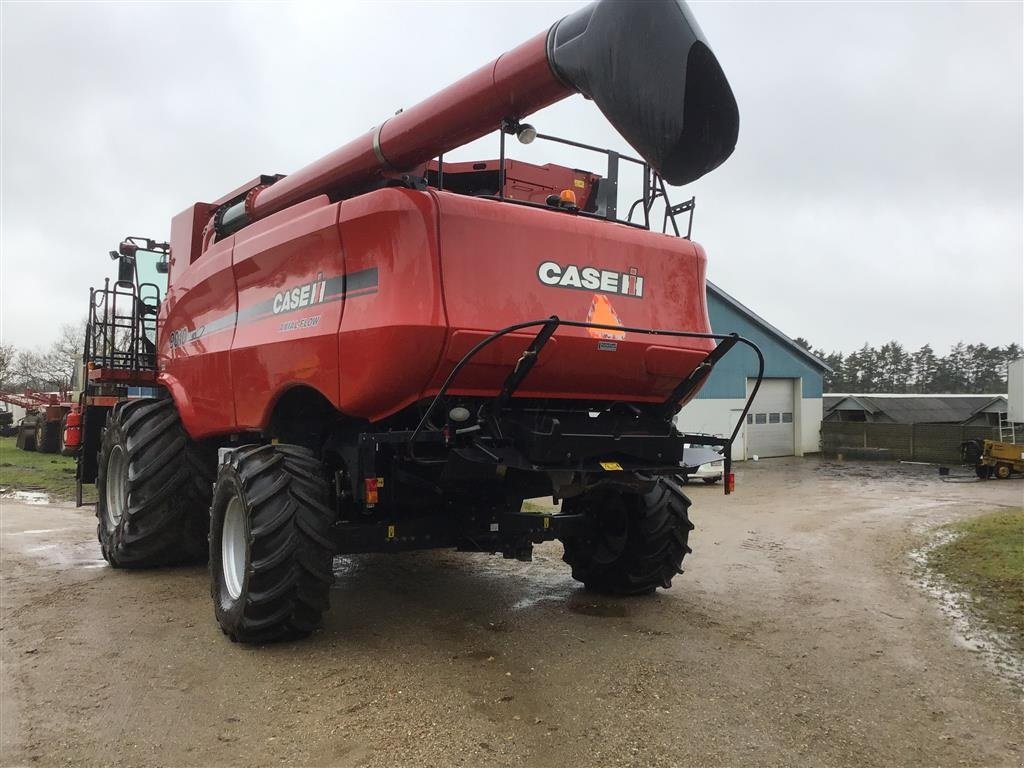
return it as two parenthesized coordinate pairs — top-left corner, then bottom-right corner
(85, 0), (762, 643)
(68, 238), (168, 501)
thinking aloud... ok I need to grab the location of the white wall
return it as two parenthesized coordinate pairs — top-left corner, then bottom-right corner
(2, 404), (27, 423)
(675, 391), (823, 460)
(1009, 358), (1024, 423)
(800, 397), (823, 455)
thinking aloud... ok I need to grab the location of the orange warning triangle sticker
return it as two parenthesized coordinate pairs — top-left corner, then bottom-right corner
(586, 294), (626, 340)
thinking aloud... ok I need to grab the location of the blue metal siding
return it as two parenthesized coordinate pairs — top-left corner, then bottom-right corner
(697, 291), (824, 400)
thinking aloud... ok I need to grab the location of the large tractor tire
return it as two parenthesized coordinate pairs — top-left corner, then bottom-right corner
(15, 419), (37, 451)
(35, 418), (60, 454)
(209, 444), (335, 644)
(96, 398), (214, 568)
(561, 477), (693, 596)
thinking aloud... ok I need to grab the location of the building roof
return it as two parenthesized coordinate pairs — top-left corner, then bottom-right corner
(706, 281), (832, 373)
(824, 393), (1007, 424)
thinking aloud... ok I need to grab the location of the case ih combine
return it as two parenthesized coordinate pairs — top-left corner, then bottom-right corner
(77, 0), (763, 643)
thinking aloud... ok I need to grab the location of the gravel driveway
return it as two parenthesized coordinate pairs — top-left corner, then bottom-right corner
(2, 458), (1021, 767)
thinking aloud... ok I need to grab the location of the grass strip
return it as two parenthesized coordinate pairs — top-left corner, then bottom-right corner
(0, 436), (95, 502)
(927, 508), (1024, 652)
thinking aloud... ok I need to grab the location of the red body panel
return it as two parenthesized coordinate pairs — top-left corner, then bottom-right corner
(159, 236), (238, 438)
(161, 187), (714, 437)
(430, 193), (714, 403)
(334, 190), (448, 420)
(230, 196), (344, 430)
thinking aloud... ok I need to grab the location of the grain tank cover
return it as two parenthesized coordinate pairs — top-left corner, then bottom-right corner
(547, 0), (738, 185)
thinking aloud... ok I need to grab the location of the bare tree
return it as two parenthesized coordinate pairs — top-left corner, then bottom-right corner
(10, 322), (86, 393)
(0, 342), (16, 391)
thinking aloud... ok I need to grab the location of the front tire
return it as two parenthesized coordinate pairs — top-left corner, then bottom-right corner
(210, 444), (336, 644)
(96, 398), (213, 567)
(561, 477), (693, 595)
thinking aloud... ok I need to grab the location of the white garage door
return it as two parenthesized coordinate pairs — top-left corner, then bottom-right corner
(746, 378), (795, 458)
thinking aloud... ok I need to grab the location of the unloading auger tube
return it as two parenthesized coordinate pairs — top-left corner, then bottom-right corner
(216, 0), (739, 236)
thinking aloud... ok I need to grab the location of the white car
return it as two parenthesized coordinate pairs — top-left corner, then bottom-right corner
(680, 441), (724, 484)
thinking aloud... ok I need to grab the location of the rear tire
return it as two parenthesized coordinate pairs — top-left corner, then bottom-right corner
(994, 463), (1012, 480)
(36, 419), (60, 454)
(96, 398), (213, 567)
(16, 418), (38, 451)
(560, 477), (693, 595)
(209, 444), (336, 644)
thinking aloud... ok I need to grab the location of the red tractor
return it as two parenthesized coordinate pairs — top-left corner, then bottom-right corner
(80, 0), (762, 643)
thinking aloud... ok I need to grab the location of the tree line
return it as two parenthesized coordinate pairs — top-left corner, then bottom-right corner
(0, 323), (86, 395)
(793, 339), (1022, 394)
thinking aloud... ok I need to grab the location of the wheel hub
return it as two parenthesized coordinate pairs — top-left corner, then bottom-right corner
(222, 495), (247, 600)
(104, 445), (128, 529)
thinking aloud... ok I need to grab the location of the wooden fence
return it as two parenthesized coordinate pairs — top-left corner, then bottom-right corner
(820, 422), (999, 464)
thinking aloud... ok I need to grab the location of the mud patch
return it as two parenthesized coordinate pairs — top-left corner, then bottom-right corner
(567, 599), (628, 618)
(1, 489), (51, 505)
(910, 529), (1024, 690)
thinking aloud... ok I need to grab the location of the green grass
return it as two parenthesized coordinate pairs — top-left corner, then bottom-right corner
(0, 436), (95, 502)
(927, 508), (1024, 651)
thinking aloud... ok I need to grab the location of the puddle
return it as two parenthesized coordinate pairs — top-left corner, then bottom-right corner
(18, 542), (106, 571)
(511, 585), (573, 612)
(0, 489), (51, 505)
(910, 529), (1024, 689)
(9, 528), (77, 536)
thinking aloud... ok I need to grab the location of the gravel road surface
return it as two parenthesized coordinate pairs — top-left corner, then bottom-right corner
(1, 458), (1021, 767)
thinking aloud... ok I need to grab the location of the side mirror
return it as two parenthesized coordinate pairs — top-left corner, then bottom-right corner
(156, 258), (169, 274)
(117, 256), (134, 284)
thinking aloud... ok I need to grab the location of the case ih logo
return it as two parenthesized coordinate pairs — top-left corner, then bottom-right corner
(537, 261), (644, 298)
(273, 273), (327, 314)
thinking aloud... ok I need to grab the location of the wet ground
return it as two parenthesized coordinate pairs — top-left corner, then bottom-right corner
(1, 458), (1021, 767)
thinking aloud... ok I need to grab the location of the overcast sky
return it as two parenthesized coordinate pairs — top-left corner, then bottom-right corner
(2, 0), (1021, 356)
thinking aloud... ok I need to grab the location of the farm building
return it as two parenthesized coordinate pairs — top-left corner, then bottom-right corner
(823, 394), (1008, 426)
(675, 282), (830, 460)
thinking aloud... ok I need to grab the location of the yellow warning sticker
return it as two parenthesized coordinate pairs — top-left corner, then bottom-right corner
(600, 461), (623, 471)
(573, 179), (586, 188)
(386, 525), (395, 540)
(543, 517), (550, 529)
(376, 476), (385, 488)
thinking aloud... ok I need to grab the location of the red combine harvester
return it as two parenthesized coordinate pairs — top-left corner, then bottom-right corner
(80, 0), (763, 643)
